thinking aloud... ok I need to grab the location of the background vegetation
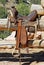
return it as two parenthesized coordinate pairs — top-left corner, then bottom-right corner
(0, 0), (7, 18)
(0, 30), (11, 39)
(16, 0), (41, 4)
(0, 7), (7, 18)
(31, 0), (41, 4)
(0, 0), (7, 5)
(16, 2), (30, 16)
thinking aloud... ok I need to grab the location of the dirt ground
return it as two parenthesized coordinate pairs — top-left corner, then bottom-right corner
(0, 48), (44, 65)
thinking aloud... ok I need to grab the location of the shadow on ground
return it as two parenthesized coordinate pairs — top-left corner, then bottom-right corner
(0, 51), (44, 65)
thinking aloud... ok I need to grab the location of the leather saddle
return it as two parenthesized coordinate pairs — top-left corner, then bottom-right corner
(18, 10), (37, 23)
(16, 10), (37, 49)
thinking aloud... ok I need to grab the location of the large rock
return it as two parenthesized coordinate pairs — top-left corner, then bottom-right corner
(42, 31), (44, 39)
(41, 0), (44, 7)
(4, 31), (16, 41)
(30, 4), (44, 15)
(39, 16), (44, 28)
(33, 40), (40, 47)
(0, 18), (8, 28)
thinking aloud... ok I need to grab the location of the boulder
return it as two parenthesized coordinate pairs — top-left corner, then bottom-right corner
(41, 0), (44, 7)
(33, 40), (40, 47)
(0, 18), (8, 28)
(4, 31), (16, 41)
(30, 4), (44, 15)
(39, 16), (44, 28)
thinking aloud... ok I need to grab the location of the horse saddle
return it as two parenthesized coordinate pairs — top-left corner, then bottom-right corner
(20, 10), (37, 23)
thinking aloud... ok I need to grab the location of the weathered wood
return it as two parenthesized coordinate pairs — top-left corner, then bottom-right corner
(0, 27), (16, 31)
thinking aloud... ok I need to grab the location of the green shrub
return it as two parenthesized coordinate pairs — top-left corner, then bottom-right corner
(0, 7), (7, 18)
(0, 0), (6, 5)
(16, 3), (30, 16)
(0, 30), (11, 39)
(31, 0), (41, 4)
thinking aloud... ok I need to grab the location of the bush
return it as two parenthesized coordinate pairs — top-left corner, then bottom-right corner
(0, 7), (7, 18)
(16, 3), (30, 16)
(31, 0), (41, 4)
(0, 0), (6, 5)
(0, 30), (11, 39)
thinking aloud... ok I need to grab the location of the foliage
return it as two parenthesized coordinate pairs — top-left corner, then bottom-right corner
(18, 0), (23, 3)
(0, 0), (6, 5)
(0, 7), (7, 18)
(16, 3), (30, 16)
(0, 30), (11, 39)
(15, 0), (41, 4)
(30, 0), (41, 4)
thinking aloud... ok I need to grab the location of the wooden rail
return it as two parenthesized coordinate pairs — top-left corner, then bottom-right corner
(0, 27), (17, 31)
